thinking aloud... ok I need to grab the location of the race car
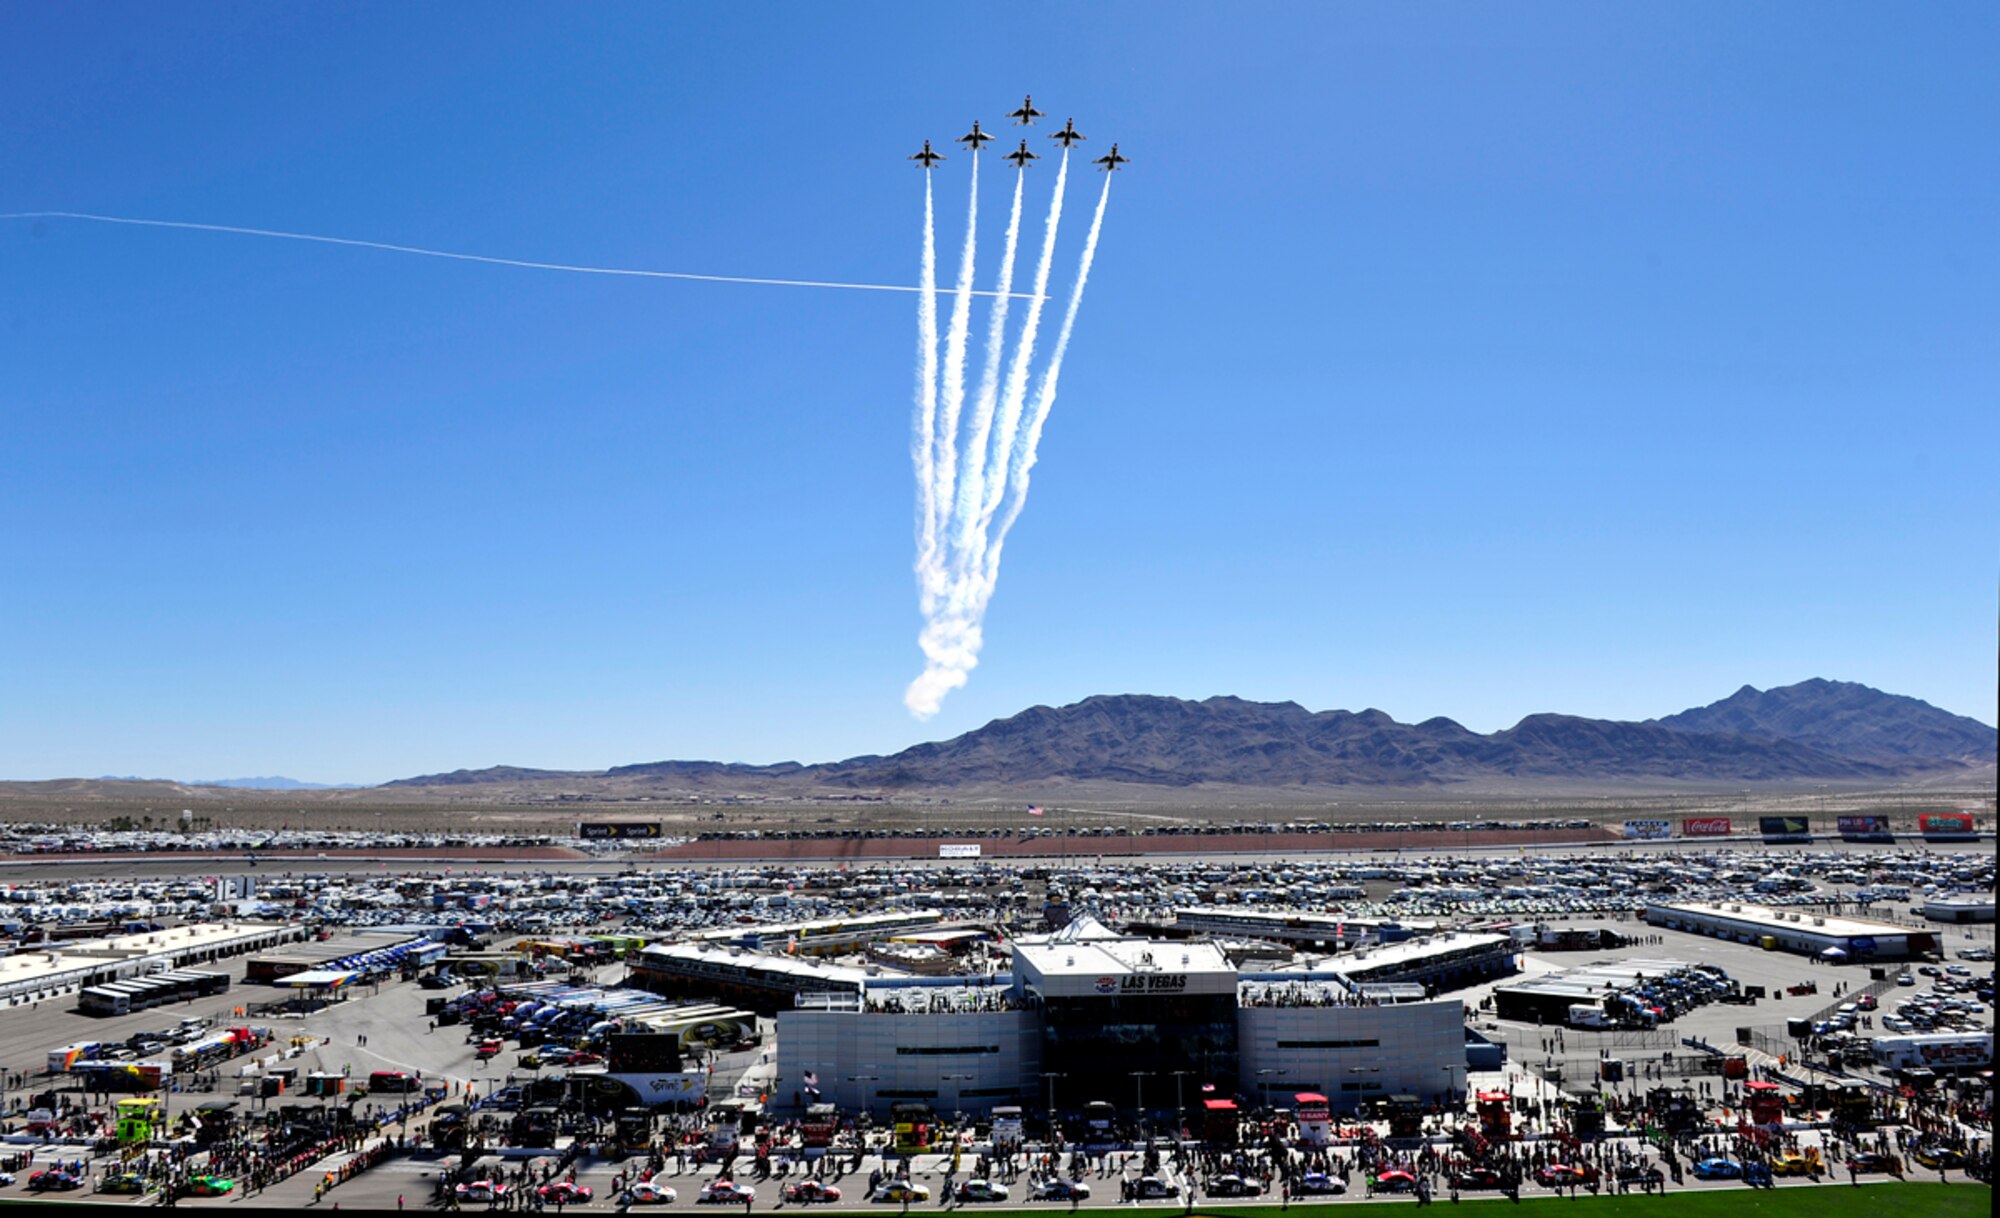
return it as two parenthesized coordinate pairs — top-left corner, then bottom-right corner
(954, 1179), (1009, 1203)
(1915, 1147), (1966, 1170)
(699, 1180), (758, 1204)
(784, 1180), (843, 1204)
(1029, 1179), (1091, 1202)
(539, 1181), (594, 1204)
(28, 1171), (84, 1192)
(99, 1174), (147, 1194)
(1453, 1167), (1507, 1190)
(1371, 1170), (1418, 1194)
(1208, 1174), (1264, 1197)
(1846, 1152), (1900, 1176)
(187, 1175), (236, 1197)
(1296, 1171), (1346, 1195)
(1536, 1163), (1598, 1187)
(456, 1180), (510, 1202)
(869, 1180), (931, 1204)
(1692, 1158), (1743, 1180)
(1771, 1153), (1817, 1177)
(622, 1181), (678, 1205)
(1128, 1177), (1175, 1200)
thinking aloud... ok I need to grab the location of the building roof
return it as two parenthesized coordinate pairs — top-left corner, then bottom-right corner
(1011, 935), (1232, 979)
(1649, 900), (1913, 938)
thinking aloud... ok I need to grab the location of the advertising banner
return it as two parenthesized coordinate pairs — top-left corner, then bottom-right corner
(1681, 817), (1732, 837)
(939, 844), (983, 858)
(1837, 815), (1892, 840)
(1759, 816), (1811, 841)
(1919, 813), (1976, 838)
(577, 822), (663, 840)
(1623, 820), (1672, 840)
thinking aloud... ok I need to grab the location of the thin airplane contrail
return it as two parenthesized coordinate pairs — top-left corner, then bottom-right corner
(914, 179), (945, 616)
(0, 211), (1044, 301)
(951, 170), (1026, 559)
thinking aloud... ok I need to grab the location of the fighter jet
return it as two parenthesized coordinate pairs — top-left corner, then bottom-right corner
(1003, 139), (1040, 170)
(1092, 143), (1129, 171)
(909, 140), (945, 169)
(1049, 118), (1086, 149)
(1007, 95), (1044, 126)
(956, 120), (996, 152)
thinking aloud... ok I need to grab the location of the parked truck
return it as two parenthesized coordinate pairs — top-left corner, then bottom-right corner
(1567, 1004), (1613, 1029)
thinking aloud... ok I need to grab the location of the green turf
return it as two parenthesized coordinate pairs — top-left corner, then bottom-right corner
(1053, 1181), (1989, 1218)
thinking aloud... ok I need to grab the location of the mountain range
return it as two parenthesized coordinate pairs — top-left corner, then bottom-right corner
(386, 678), (1995, 794)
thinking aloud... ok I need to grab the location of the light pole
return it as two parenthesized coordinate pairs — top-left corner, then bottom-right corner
(846, 1073), (879, 1123)
(1169, 1071), (1191, 1143)
(942, 1074), (973, 1130)
(1255, 1068), (1287, 1105)
(1041, 1072), (1065, 1147)
(1130, 1071), (1151, 1147)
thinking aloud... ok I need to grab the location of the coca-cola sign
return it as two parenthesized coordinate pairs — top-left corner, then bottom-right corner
(1681, 817), (1731, 837)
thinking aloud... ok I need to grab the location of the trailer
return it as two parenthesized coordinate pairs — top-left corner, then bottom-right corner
(1870, 1033), (1992, 1072)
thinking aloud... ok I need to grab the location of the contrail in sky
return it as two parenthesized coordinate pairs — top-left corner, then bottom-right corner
(0, 211), (1043, 300)
(913, 179), (944, 615)
(904, 146), (1113, 721)
(933, 155), (981, 568)
(965, 148), (1069, 605)
(985, 173), (1114, 586)
(952, 170), (1026, 559)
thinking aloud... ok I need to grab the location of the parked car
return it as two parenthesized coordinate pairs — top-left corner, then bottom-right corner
(456, 1181), (509, 1202)
(699, 1180), (757, 1205)
(539, 1182), (593, 1204)
(1296, 1172), (1345, 1195)
(954, 1180), (1007, 1203)
(622, 1181), (678, 1205)
(1692, 1159), (1742, 1181)
(784, 1181), (842, 1204)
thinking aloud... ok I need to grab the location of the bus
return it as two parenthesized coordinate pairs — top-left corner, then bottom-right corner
(891, 1102), (937, 1155)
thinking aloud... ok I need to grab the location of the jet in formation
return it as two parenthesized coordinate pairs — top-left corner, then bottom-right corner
(1049, 118), (1086, 149)
(1008, 95), (1044, 126)
(957, 120), (996, 152)
(909, 140), (945, 169)
(1092, 143), (1129, 172)
(1003, 140), (1040, 170)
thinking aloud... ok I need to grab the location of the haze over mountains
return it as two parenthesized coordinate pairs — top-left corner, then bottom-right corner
(387, 679), (1995, 795)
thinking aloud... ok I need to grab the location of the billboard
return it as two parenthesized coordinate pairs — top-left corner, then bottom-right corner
(939, 844), (983, 858)
(1681, 817), (1732, 838)
(1838, 815), (1892, 840)
(1919, 813), (1976, 838)
(1759, 816), (1811, 841)
(1623, 820), (1672, 840)
(577, 822), (663, 840)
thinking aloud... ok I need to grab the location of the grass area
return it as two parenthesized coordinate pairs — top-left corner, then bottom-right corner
(1056, 1182), (1991, 1218)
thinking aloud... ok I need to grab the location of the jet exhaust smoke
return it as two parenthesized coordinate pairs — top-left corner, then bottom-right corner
(904, 147), (1111, 719)
(932, 155), (981, 571)
(912, 178), (944, 615)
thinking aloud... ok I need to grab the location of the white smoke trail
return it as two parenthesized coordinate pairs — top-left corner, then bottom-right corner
(904, 155), (1097, 721)
(0, 210), (1043, 300)
(982, 174), (1113, 586)
(932, 155), (980, 564)
(961, 150), (1070, 606)
(950, 170), (1026, 559)
(912, 178), (944, 615)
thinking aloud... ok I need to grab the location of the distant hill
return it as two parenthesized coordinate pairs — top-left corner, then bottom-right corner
(383, 679), (1991, 794)
(1652, 678), (1997, 765)
(193, 776), (355, 790)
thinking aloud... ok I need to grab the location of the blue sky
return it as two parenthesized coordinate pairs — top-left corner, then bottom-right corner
(2, 3), (1994, 784)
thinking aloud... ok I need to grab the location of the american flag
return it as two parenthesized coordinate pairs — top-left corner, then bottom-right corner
(803, 1071), (819, 1087)
(1028, 805), (1044, 817)
(1201, 1083), (1216, 1093)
